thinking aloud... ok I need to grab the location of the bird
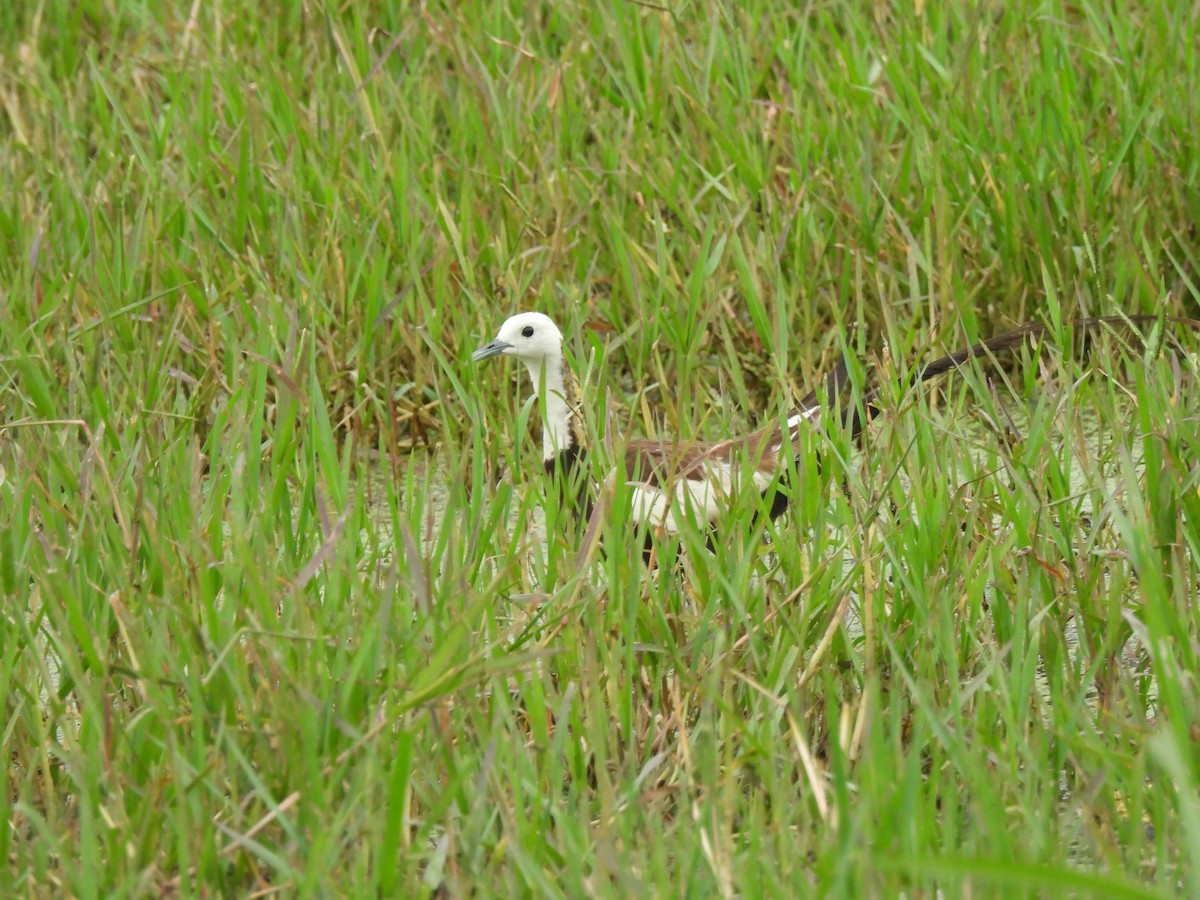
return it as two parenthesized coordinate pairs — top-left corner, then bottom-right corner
(472, 310), (1197, 564)
(472, 312), (819, 561)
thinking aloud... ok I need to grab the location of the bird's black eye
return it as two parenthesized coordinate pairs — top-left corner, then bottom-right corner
(521, 326), (535, 338)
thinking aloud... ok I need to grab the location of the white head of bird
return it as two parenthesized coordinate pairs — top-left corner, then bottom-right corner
(472, 312), (583, 463)
(471, 312), (564, 371)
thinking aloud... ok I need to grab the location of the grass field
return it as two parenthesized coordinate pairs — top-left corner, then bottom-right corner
(3, 0), (1200, 895)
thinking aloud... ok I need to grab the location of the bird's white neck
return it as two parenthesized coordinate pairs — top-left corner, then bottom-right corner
(521, 352), (582, 462)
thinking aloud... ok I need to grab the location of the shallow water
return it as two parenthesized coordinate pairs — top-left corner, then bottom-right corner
(369, 391), (1185, 720)
(370, 392), (1160, 569)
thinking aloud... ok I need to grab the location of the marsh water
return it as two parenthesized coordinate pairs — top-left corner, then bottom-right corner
(369, 391), (1165, 574)
(359, 390), (1184, 717)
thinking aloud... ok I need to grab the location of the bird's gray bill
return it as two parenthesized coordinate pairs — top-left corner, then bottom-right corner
(472, 340), (512, 362)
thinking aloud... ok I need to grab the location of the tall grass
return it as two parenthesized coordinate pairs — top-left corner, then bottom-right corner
(2, 0), (1199, 894)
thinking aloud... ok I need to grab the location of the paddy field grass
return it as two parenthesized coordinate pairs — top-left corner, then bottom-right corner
(3, 1), (1200, 895)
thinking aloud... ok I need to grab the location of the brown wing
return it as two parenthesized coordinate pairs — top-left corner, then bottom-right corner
(621, 423), (790, 489)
